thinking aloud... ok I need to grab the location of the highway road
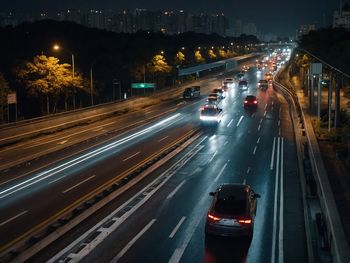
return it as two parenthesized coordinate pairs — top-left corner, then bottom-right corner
(0, 61), (308, 262)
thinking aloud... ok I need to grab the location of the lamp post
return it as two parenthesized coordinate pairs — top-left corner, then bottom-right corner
(53, 44), (76, 109)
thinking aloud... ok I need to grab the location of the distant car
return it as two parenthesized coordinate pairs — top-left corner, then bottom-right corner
(222, 78), (234, 90)
(264, 72), (273, 81)
(207, 93), (221, 103)
(212, 88), (225, 99)
(238, 80), (248, 90)
(200, 105), (223, 123)
(183, 86), (200, 99)
(241, 65), (250, 72)
(235, 72), (245, 80)
(244, 95), (258, 109)
(258, 79), (269, 90)
(205, 184), (260, 239)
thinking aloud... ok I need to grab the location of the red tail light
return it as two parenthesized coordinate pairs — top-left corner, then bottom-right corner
(244, 100), (248, 104)
(254, 100), (257, 104)
(208, 213), (221, 221)
(238, 219), (252, 224)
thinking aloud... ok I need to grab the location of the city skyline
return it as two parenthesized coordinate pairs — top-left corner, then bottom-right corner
(0, 0), (346, 36)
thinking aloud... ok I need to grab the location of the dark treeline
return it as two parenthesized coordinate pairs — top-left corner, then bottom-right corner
(0, 20), (259, 119)
(298, 28), (350, 74)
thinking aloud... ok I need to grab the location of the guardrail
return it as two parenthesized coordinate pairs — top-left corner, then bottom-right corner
(273, 78), (350, 263)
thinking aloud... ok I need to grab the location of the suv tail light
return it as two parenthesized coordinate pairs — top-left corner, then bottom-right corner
(238, 218), (252, 224)
(208, 213), (221, 222)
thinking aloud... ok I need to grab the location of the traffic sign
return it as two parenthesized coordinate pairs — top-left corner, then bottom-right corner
(7, 92), (17, 104)
(131, 83), (155, 89)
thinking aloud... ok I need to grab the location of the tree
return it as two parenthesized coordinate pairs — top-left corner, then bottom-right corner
(174, 51), (185, 65)
(195, 50), (205, 63)
(208, 49), (217, 60)
(17, 55), (84, 113)
(147, 54), (172, 74)
(218, 49), (228, 58)
(0, 73), (10, 123)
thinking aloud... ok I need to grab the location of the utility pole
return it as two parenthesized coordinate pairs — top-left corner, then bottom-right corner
(328, 71), (333, 131)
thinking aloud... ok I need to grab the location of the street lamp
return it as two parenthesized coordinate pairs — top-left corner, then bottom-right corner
(53, 44), (76, 109)
(53, 44), (75, 80)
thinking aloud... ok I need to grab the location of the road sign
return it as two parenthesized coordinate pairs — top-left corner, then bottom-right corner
(7, 92), (17, 104)
(131, 83), (155, 89)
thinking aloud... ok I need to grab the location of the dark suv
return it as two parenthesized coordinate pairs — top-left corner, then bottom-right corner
(183, 86), (200, 99)
(205, 184), (260, 239)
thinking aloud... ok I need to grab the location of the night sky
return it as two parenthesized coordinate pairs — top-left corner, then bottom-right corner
(0, 0), (346, 36)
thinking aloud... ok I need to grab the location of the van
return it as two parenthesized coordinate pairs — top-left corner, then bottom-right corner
(183, 86), (200, 99)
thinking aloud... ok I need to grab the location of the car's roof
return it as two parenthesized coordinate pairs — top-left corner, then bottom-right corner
(246, 95), (257, 99)
(217, 184), (249, 199)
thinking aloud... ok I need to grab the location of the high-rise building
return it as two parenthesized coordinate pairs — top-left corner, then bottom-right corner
(243, 22), (257, 36)
(234, 19), (242, 37)
(333, 4), (350, 29)
(297, 24), (315, 39)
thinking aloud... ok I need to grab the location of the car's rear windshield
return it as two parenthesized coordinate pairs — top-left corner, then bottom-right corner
(201, 108), (217, 116)
(246, 96), (256, 100)
(239, 81), (247, 85)
(259, 80), (268, 83)
(214, 196), (247, 214)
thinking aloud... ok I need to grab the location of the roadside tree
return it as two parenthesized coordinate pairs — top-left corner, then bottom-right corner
(17, 55), (84, 114)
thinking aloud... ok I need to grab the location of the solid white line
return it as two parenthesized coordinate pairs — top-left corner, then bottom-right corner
(169, 216), (186, 238)
(158, 136), (169, 142)
(257, 137), (261, 144)
(62, 175), (95, 194)
(111, 219), (156, 262)
(253, 146), (257, 155)
(122, 151), (141, 162)
(271, 137), (280, 263)
(260, 118), (263, 124)
(208, 151), (217, 163)
(0, 210), (28, 227)
(48, 176), (66, 185)
(236, 116), (244, 127)
(167, 180), (186, 200)
(270, 137), (276, 170)
(279, 138), (284, 263)
(214, 162), (228, 182)
(227, 119), (234, 127)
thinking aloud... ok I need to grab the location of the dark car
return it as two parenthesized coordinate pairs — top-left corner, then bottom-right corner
(257, 79), (269, 90)
(238, 80), (248, 90)
(183, 86), (200, 99)
(212, 88), (225, 99)
(244, 95), (258, 109)
(205, 184), (260, 239)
